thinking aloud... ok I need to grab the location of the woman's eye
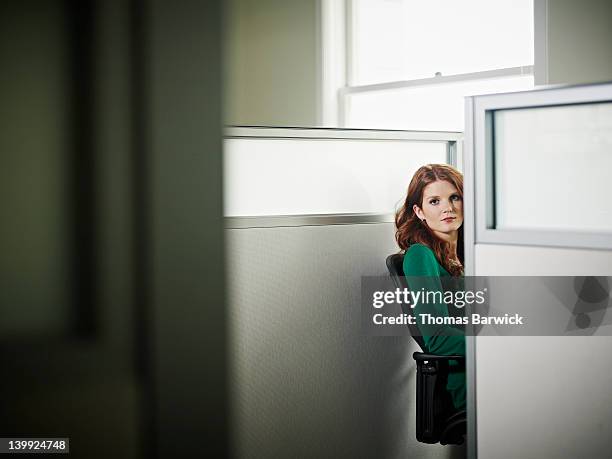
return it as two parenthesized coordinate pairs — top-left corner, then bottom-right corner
(451, 194), (461, 201)
(429, 199), (439, 205)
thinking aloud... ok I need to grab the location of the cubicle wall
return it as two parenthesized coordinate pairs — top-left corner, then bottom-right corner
(464, 83), (612, 459)
(224, 127), (465, 458)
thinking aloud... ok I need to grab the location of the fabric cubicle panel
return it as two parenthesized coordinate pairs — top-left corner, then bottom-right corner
(227, 223), (464, 458)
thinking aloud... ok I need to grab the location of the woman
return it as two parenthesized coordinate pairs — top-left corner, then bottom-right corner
(395, 163), (466, 411)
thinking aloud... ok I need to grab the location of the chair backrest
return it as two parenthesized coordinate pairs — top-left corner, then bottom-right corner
(385, 253), (427, 351)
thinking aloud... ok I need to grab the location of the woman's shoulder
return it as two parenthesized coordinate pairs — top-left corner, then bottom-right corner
(405, 243), (436, 258)
(403, 243), (440, 275)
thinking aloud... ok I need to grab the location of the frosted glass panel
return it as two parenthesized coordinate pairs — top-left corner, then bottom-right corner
(494, 102), (612, 232)
(224, 138), (447, 216)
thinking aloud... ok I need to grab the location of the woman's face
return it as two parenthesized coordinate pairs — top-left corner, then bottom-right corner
(413, 179), (463, 242)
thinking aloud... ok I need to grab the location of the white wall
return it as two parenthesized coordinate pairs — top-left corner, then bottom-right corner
(224, 0), (320, 126)
(536, 0), (612, 85)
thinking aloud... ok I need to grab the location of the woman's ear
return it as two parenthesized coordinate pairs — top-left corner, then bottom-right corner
(413, 204), (424, 221)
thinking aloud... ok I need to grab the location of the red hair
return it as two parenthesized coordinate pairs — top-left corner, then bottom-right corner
(395, 164), (464, 276)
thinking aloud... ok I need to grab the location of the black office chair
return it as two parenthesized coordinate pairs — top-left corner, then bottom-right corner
(386, 253), (466, 446)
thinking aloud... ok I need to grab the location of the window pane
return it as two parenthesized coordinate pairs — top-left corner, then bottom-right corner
(493, 103), (612, 232)
(224, 136), (447, 216)
(346, 75), (534, 131)
(352, 0), (534, 85)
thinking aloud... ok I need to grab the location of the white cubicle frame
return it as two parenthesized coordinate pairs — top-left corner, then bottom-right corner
(224, 126), (465, 457)
(472, 82), (612, 250)
(464, 81), (612, 459)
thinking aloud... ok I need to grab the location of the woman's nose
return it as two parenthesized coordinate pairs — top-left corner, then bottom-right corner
(443, 201), (455, 213)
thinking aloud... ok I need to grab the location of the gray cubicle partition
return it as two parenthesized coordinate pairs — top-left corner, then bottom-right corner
(465, 82), (612, 459)
(225, 128), (465, 458)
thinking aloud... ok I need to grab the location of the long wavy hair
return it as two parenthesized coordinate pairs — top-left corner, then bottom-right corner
(395, 164), (464, 276)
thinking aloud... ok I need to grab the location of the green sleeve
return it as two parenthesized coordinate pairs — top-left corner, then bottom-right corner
(403, 244), (465, 357)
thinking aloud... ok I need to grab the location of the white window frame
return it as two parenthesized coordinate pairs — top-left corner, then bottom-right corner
(320, 0), (536, 128)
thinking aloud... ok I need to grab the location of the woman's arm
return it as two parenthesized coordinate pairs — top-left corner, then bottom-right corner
(403, 244), (465, 356)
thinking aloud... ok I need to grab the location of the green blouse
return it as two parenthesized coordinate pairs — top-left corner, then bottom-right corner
(403, 243), (466, 410)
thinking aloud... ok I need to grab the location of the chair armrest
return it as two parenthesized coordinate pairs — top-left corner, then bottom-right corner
(413, 352), (465, 362)
(413, 352), (465, 444)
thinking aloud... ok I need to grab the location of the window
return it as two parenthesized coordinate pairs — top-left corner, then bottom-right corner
(493, 102), (612, 233)
(323, 0), (535, 131)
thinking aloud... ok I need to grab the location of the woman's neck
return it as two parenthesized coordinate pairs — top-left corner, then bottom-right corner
(432, 229), (458, 257)
(448, 240), (458, 259)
